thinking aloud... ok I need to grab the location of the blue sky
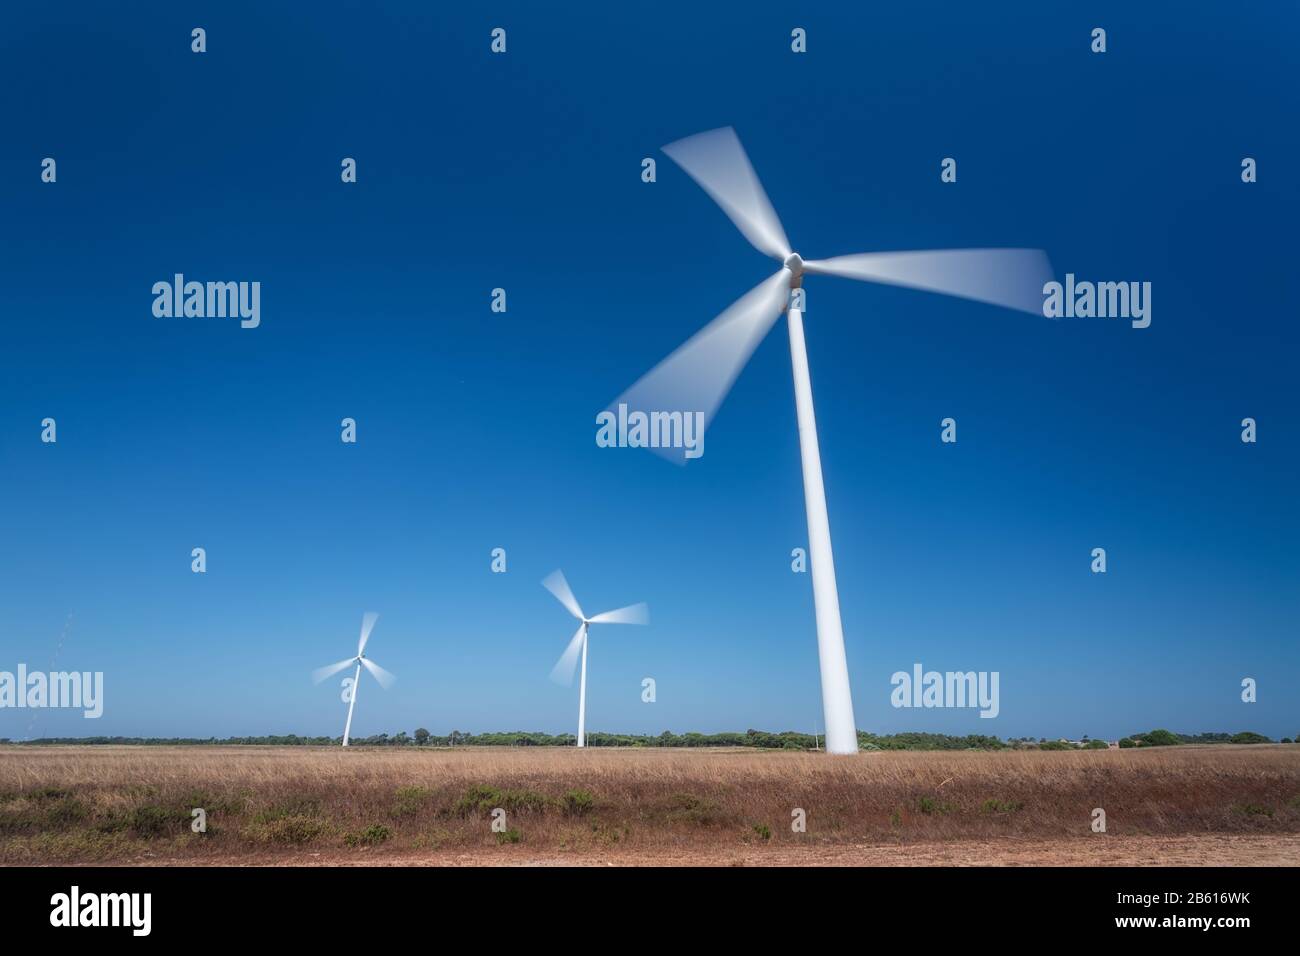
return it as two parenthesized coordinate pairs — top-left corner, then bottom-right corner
(1, 2), (1296, 742)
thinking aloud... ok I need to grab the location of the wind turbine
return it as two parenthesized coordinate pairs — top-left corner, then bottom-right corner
(311, 612), (396, 747)
(610, 127), (1053, 755)
(543, 569), (648, 747)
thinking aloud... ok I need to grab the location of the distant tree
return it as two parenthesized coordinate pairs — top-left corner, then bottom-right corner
(1118, 738), (1137, 748)
(1281, 738), (1293, 744)
(1228, 731), (1270, 745)
(413, 728), (430, 745)
(1085, 739), (1109, 750)
(1141, 729), (1181, 747)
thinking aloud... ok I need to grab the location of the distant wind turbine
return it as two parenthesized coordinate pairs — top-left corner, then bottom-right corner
(610, 127), (1053, 754)
(311, 612), (395, 747)
(543, 569), (648, 748)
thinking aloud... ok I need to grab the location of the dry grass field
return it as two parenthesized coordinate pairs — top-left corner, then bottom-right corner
(2, 744), (1298, 866)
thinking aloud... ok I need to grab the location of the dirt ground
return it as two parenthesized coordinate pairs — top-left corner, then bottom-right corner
(93, 833), (1300, 867)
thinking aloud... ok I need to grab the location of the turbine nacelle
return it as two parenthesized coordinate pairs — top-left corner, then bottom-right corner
(783, 252), (804, 278)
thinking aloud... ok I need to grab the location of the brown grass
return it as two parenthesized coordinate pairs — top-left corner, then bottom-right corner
(2, 744), (1298, 865)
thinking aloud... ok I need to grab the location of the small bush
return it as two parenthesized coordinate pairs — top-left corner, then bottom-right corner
(393, 786), (433, 816)
(917, 796), (954, 815)
(495, 827), (522, 845)
(454, 784), (550, 817)
(563, 789), (594, 817)
(752, 823), (772, 841)
(980, 798), (1022, 814)
(1118, 738), (1137, 749)
(1233, 804), (1274, 818)
(664, 793), (724, 825)
(130, 804), (187, 838)
(44, 796), (89, 827)
(251, 798), (321, 824)
(345, 824), (391, 847)
(246, 815), (328, 845)
(1084, 739), (1110, 750)
(453, 784), (501, 817)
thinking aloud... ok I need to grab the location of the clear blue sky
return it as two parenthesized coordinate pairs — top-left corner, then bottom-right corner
(2, 2), (1296, 742)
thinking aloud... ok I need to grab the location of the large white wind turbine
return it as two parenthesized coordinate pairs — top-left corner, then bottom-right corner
(611, 127), (1053, 755)
(543, 569), (648, 748)
(311, 612), (396, 747)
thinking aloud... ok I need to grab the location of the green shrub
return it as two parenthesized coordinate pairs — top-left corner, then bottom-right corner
(980, 798), (1022, 814)
(495, 827), (522, 845)
(453, 785), (549, 817)
(664, 793), (724, 825)
(130, 804), (188, 838)
(393, 785), (433, 816)
(1234, 804), (1273, 818)
(563, 789), (594, 817)
(752, 823), (772, 840)
(44, 796), (89, 827)
(183, 790), (246, 817)
(251, 798), (321, 824)
(917, 796), (955, 815)
(453, 784), (503, 817)
(1084, 739), (1110, 750)
(246, 814), (328, 845)
(1118, 738), (1137, 749)
(345, 824), (391, 847)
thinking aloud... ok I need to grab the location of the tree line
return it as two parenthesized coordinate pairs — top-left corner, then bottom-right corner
(2, 728), (1286, 749)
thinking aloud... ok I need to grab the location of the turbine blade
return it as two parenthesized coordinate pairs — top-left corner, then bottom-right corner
(359, 656), (396, 690)
(549, 623), (587, 686)
(802, 248), (1054, 315)
(588, 602), (649, 626)
(542, 569), (586, 621)
(607, 268), (790, 465)
(357, 612), (379, 656)
(662, 127), (790, 261)
(312, 657), (355, 685)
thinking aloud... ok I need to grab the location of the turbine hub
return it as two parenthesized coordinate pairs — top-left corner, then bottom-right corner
(783, 252), (804, 277)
